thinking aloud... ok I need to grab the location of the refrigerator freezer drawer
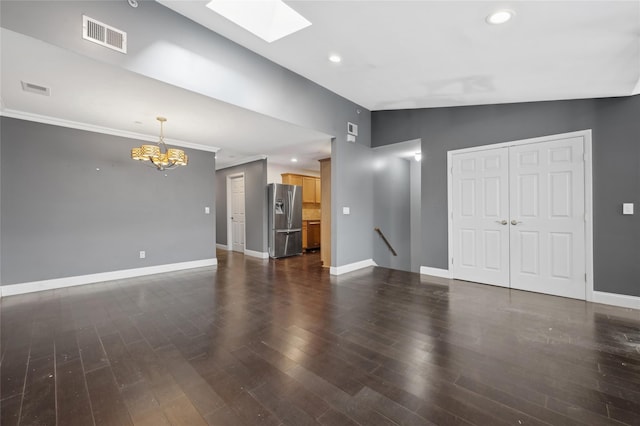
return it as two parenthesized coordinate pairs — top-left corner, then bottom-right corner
(270, 230), (302, 258)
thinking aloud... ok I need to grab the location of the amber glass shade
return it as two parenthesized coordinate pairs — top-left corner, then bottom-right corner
(131, 147), (144, 161)
(167, 148), (185, 162)
(141, 144), (160, 160)
(175, 154), (188, 166)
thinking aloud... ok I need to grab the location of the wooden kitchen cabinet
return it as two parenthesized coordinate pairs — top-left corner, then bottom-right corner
(282, 173), (321, 205)
(281, 173), (303, 187)
(302, 177), (316, 203)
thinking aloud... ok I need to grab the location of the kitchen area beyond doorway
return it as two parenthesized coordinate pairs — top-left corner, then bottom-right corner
(281, 173), (322, 252)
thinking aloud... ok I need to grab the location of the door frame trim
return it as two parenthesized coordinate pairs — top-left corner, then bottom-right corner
(447, 130), (593, 301)
(226, 172), (245, 253)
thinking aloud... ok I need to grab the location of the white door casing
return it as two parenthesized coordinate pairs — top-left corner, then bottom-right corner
(229, 175), (245, 253)
(448, 131), (592, 300)
(451, 148), (510, 287)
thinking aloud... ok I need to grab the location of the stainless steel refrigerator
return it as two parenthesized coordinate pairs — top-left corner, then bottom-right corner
(268, 183), (302, 258)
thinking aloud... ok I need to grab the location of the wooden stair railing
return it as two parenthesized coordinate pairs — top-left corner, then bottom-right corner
(374, 227), (397, 256)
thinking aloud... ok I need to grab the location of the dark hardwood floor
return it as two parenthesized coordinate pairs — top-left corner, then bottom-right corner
(2, 250), (640, 425)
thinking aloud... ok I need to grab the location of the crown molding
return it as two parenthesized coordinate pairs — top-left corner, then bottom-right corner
(0, 108), (220, 153)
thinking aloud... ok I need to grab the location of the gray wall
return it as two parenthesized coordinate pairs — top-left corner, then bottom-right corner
(332, 138), (374, 266)
(592, 96), (640, 296)
(1, 117), (216, 285)
(215, 160), (268, 253)
(372, 155), (411, 271)
(372, 96), (640, 297)
(1, 0), (374, 269)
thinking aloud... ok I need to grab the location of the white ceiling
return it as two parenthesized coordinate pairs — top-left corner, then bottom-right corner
(3, 1), (639, 171)
(0, 29), (331, 170)
(160, 0), (640, 110)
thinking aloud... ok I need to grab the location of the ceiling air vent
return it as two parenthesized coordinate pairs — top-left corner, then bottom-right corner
(82, 15), (127, 53)
(21, 81), (51, 96)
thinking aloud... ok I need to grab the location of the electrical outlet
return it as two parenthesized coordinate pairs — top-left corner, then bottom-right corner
(139, 250), (146, 259)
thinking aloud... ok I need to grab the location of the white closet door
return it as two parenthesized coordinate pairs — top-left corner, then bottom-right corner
(231, 176), (246, 253)
(509, 137), (586, 299)
(452, 148), (510, 287)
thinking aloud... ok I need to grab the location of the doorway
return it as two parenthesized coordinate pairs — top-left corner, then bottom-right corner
(447, 131), (593, 300)
(227, 174), (246, 253)
(371, 139), (422, 273)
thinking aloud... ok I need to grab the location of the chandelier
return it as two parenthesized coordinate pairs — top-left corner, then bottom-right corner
(131, 117), (188, 170)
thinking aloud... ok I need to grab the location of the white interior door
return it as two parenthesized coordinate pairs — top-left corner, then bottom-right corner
(231, 176), (245, 253)
(509, 137), (586, 299)
(450, 134), (587, 300)
(452, 148), (510, 287)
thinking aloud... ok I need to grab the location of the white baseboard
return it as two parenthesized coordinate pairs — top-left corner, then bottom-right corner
(0, 258), (218, 298)
(244, 249), (269, 259)
(216, 244), (228, 250)
(420, 266), (452, 279)
(330, 259), (377, 276)
(593, 291), (640, 310)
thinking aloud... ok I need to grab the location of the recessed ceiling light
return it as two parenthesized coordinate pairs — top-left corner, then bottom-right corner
(206, 0), (311, 43)
(291, 158), (298, 162)
(328, 54), (342, 64)
(486, 10), (514, 25)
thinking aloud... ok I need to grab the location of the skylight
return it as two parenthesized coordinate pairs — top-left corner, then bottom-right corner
(205, 0), (311, 43)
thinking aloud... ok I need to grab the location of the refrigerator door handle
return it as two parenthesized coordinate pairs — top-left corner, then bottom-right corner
(287, 189), (295, 229)
(275, 228), (301, 233)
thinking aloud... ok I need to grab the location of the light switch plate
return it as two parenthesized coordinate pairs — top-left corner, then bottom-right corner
(205, 207), (210, 214)
(343, 207), (350, 215)
(623, 203), (634, 215)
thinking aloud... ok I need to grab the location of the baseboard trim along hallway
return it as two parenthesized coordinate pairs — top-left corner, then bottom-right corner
(244, 249), (269, 259)
(330, 259), (377, 276)
(420, 266), (452, 279)
(0, 258), (218, 297)
(593, 291), (640, 310)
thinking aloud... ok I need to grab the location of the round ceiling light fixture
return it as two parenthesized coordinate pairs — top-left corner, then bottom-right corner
(486, 10), (514, 25)
(328, 54), (342, 63)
